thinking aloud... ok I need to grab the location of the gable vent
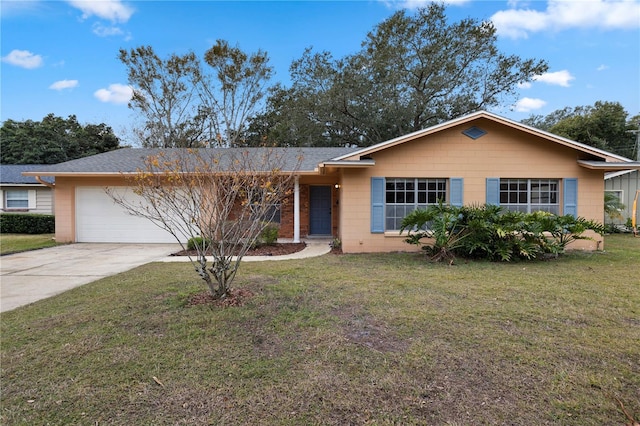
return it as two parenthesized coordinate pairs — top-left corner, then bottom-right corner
(462, 126), (487, 140)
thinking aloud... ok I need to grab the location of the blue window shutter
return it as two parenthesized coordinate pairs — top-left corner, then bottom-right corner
(563, 178), (578, 217)
(450, 178), (463, 207)
(371, 177), (385, 233)
(486, 178), (500, 206)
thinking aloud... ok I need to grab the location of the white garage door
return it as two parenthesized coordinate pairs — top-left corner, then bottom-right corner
(76, 187), (185, 243)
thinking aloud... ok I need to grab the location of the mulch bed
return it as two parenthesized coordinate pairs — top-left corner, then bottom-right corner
(171, 242), (307, 257)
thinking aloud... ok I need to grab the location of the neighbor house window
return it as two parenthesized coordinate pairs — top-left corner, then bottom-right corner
(5, 190), (29, 209)
(500, 179), (559, 214)
(385, 178), (447, 230)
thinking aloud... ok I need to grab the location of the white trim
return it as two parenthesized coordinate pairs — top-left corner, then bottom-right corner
(27, 190), (37, 209)
(605, 169), (638, 179)
(293, 176), (300, 243)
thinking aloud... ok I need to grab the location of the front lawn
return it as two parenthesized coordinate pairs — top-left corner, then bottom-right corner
(0, 233), (57, 255)
(1, 235), (638, 424)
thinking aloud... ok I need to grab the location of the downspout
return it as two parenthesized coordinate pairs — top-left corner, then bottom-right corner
(35, 176), (55, 188)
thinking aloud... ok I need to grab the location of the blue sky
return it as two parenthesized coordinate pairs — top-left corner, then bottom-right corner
(2, 0), (639, 145)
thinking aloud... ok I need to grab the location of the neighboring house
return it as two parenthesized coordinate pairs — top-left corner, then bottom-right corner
(605, 169), (640, 225)
(24, 111), (640, 252)
(0, 165), (54, 215)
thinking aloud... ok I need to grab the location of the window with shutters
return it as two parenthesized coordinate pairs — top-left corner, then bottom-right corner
(5, 190), (29, 209)
(385, 178), (447, 230)
(499, 179), (559, 214)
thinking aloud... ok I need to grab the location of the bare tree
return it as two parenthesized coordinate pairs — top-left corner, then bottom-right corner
(119, 46), (205, 148)
(119, 41), (273, 148)
(199, 40), (273, 147)
(108, 148), (301, 299)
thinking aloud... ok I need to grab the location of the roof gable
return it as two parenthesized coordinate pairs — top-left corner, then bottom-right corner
(329, 110), (632, 164)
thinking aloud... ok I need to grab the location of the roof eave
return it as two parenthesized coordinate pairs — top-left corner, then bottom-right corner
(319, 160), (376, 168)
(578, 160), (640, 171)
(23, 170), (320, 178)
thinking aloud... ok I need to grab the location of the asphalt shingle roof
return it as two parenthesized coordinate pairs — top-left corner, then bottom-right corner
(30, 147), (360, 174)
(0, 165), (55, 184)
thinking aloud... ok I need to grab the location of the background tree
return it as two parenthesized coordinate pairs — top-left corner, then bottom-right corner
(246, 3), (548, 147)
(119, 40), (273, 148)
(119, 46), (204, 148)
(522, 101), (638, 159)
(108, 148), (300, 299)
(0, 114), (120, 164)
(199, 40), (273, 147)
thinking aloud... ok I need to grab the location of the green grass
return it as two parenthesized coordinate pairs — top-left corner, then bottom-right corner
(1, 234), (639, 425)
(0, 233), (58, 255)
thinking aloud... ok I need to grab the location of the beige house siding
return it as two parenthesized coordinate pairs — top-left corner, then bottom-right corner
(338, 119), (605, 253)
(0, 185), (54, 215)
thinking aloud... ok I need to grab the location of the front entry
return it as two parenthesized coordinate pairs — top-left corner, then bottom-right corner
(309, 185), (332, 235)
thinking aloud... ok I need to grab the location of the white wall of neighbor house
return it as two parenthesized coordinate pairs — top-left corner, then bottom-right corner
(0, 186), (54, 215)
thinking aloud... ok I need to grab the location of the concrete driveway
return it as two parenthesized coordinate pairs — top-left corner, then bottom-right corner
(0, 243), (180, 313)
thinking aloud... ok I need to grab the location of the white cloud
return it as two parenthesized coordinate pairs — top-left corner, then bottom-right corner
(533, 70), (575, 87)
(92, 23), (132, 40)
(67, 0), (134, 23)
(94, 84), (133, 104)
(492, 0), (640, 39)
(92, 22), (124, 37)
(518, 81), (532, 89)
(49, 80), (79, 91)
(1, 49), (43, 69)
(597, 64), (610, 71)
(514, 97), (547, 112)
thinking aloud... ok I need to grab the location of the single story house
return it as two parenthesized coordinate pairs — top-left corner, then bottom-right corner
(605, 169), (639, 225)
(24, 111), (640, 252)
(1, 165), (55, 215)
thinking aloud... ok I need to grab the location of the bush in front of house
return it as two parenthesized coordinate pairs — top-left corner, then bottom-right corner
(400, 204), (605, 262)
(250, 223), (279, 249)
(187, 236), (211, 251)
(187, 223), (279, 252)
(0, 213), (55, 234)
(259, 223), (279, 245)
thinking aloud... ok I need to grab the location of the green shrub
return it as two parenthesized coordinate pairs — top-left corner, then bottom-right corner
(400, 204), (604, 262)
(0, 213), (55, 234)
(187, 236), (210, 251)
(255, 223), (279, 247)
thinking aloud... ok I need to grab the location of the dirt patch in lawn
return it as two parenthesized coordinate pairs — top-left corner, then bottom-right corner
(186, 288), (256, 308)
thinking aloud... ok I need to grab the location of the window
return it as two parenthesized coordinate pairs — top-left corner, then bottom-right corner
(604, 190), (624, 222)
(262, 202), (281, 224)
(250, 198), (281, 223)
(605, 190), (623, 204)
(385, 178), (447, 230)
(499, 179), (559, 214)
(5, 190), (29, 209)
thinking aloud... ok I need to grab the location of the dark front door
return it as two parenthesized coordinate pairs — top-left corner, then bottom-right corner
(310, 185), (332, 235)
